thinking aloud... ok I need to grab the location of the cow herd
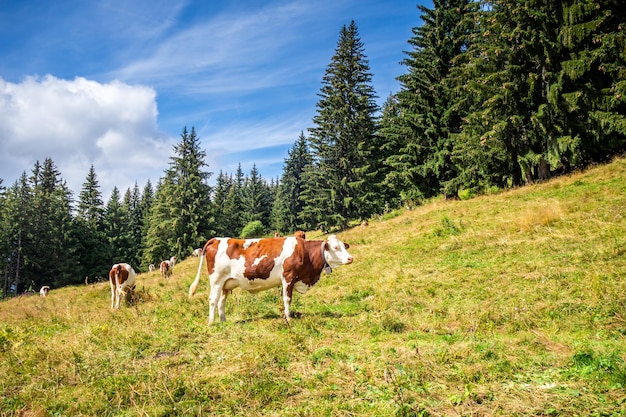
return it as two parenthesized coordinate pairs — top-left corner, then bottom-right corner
(40, 231), (354, 325)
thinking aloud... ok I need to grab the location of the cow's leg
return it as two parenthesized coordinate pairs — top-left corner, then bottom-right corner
(110, 283), (116, 309)
(115, 285), (121, 309)
(218, 289), (231, 322)
(281, 280), (295, 324)
(208, 284), (222, 325)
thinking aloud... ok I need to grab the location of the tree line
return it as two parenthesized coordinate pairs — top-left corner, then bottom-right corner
(1, 0), (624, 295)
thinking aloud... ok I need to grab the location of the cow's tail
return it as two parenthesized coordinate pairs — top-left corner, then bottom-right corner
(188, 245), (207, 299)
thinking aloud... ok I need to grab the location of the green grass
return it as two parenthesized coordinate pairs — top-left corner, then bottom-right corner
(2, 157), (626, 416)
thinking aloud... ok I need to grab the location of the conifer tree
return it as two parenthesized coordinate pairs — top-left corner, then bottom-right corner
(307, 20), (379, 230)
(103, 187), (132, 265)
(123, 184), (143, 269)
(139, 180), (154, 269)
(452, 0), (564, 188)
(222, 164), (245, 237)
(382, 0), (475, 202)
(557, 0), (626, 167)
(1, 173), (31, 294)
(145, 127), (213, 261)
(73, 165), (108, 281)
(212, 171), (233, 236)
(28, 159), (75, 288)
(241, 164), (272, 231)
(272, 132), (312, 233)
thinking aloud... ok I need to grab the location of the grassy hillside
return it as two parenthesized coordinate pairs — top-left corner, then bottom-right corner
(1, 157), (625, 417)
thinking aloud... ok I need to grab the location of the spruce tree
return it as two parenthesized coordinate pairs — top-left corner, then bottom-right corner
(557, 0), (626, 167)
(222, 164), (245, 237)
(272, 132), (312, 233)
(73, 165), (108, 281)
(212, 171), (233, 236)
(103, 187), (132, 265)
(28, 159), (75, 288)
(241, 164), (272, 231)
(1, 173), (32, 294)
(139, 180), (154, 269)
(382, 0), (475, 202)
(145, 127), (213, 261)
(307, 20), (379, 230)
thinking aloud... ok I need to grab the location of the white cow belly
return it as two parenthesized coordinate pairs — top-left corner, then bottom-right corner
(239, 275), (283, 293)
(294, 281), (310, 294)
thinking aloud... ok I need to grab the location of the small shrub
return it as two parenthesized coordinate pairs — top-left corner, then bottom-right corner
(240, 221), (266, 238)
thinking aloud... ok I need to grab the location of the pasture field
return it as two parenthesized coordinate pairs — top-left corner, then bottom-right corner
(1, 157), (625, 416)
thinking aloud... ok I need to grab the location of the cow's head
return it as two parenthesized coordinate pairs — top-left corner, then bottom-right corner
(323, 235), (353, 268)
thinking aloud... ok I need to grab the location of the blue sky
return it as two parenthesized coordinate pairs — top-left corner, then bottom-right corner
(0, 0), (429, 200)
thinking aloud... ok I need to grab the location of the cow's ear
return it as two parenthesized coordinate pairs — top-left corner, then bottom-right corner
(344, 243), (350, 249)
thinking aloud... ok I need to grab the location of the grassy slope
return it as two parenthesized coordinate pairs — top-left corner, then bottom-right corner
(1, 157), (625, 417)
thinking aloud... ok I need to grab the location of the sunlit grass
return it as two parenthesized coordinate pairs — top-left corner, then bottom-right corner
(1, 157), (625, 416)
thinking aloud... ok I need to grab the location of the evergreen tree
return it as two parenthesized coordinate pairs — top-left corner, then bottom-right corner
(103, 187), (132, 265)
(143, 178), (174, 266)
(272, 132), (312, 233)
(74, 165), (108, 281)
(222, 164), (245, 237)
(212, 171), (233, 236)
(241, 164), (272, 231)
(382, 0), (475, 202)
(145, 127), (213, 261)
(452, 0), (563, 189)
(139, 180), (154, 269)
(124, 184), (143, 269)
(307, 20), (379, 230)
(1, 173), (31, 295)
(28, 159), (75, 289)
(556, 0), (626, 167)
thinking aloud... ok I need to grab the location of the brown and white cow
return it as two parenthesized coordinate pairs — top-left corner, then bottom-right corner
(160, 256), (177, 279)
(188, 234), (353, 324)
(39, 286), (50, 297)
(109, 263), (136, 309)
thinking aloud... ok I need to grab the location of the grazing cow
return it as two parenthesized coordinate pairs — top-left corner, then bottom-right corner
(192, 248), (202, 257)
(109, 263), (136, 309)
(189, 234), (353, 324)
(40, 286), (50, 297)
(148, 263), (156, 272)
(160, 256), (177, 279)
(160, 260), (172, 279)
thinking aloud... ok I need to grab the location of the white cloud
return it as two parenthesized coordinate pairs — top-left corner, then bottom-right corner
(0, 75), (172, 199)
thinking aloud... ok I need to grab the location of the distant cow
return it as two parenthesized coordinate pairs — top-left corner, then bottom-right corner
(160, 256), (177, 279)
(39, 286), (50, 297)
(109, 263), (136, 309)
(160, 260), (172, 279)
(192, 248), (202, 257)
(189, 234), (353, 324)
(148, 263), (155, 272)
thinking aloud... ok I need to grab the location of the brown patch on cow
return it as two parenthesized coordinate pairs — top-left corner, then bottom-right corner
(109, 264), (129, 286)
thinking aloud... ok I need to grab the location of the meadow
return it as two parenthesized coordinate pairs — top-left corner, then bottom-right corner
(1, 157), (625, 416)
